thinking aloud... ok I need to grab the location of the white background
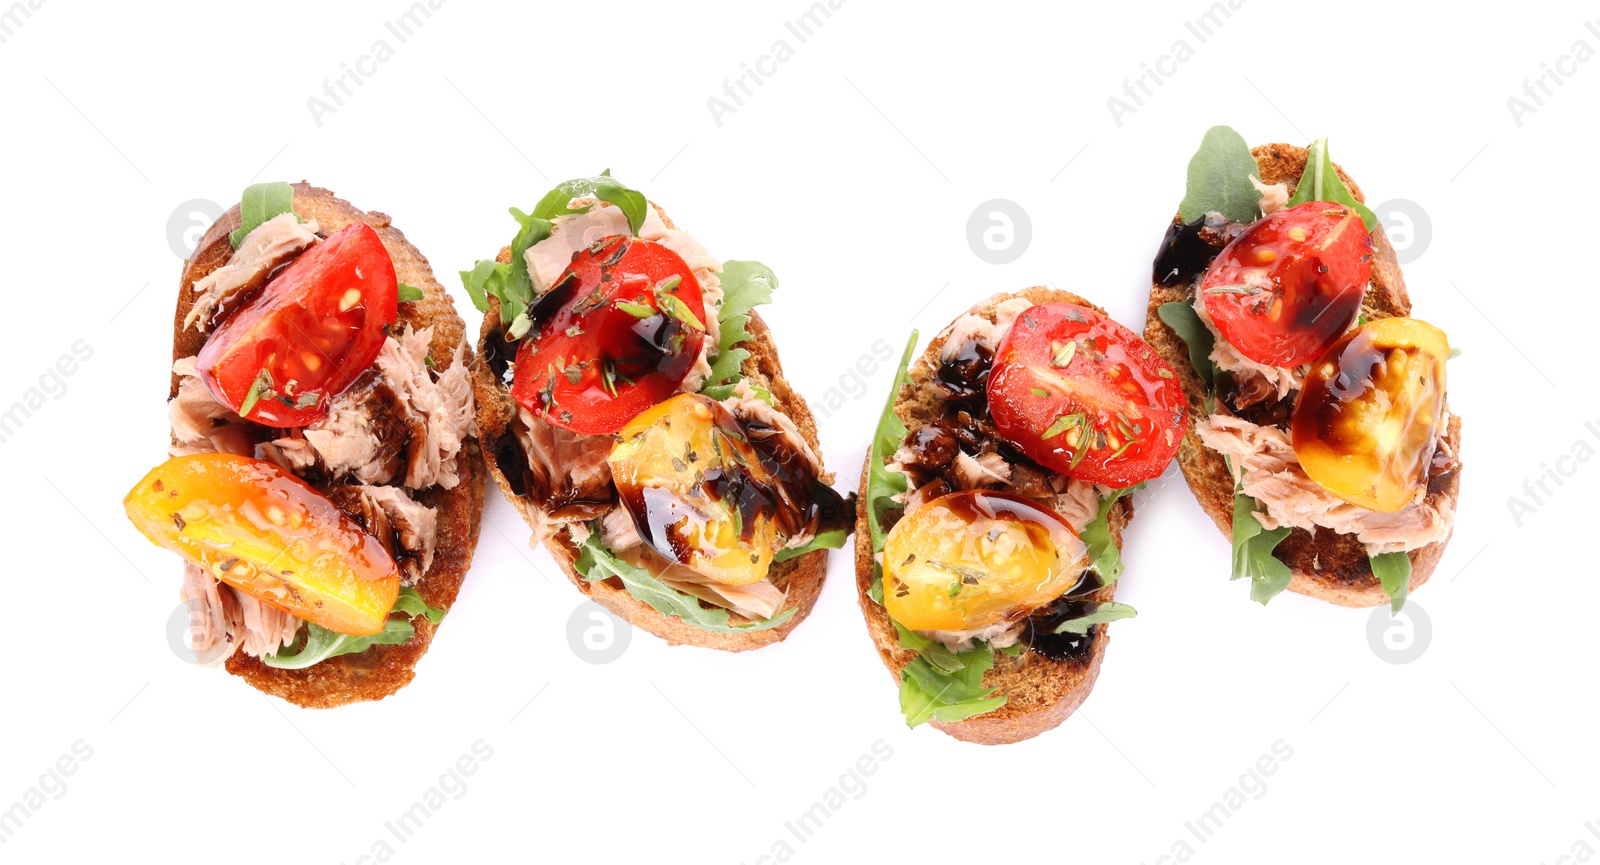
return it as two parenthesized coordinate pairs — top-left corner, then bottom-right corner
(1, 1), (1594, 863)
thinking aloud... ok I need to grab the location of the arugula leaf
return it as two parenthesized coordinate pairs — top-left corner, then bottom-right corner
(459, 259), (506, 314)
(1283, 138), (1380, 232)
(1053, 601), (1139, 634)
(397, 282), (425, 303)
(773, 526), (849, 562)
(703, 261), (778, 388)
(263, 587), (444, 670)
(263, 619), (415, 670)
(391, 586), (447, 624)
(1157, 300), (1217, 389)
(495, 207), (557, 325)
(1082, 483), (1141, 583)
(899, 675), (1008, 727)
(530, 170), (647, 235)
(1231, 491), (1294, 604)
(229, 182), (297, 248)
(1369, 551), (1412, 614)
(891, 624), (1006, 728)
(573, 531), (795, 633)
(700, 382), (774, 404)
(1179, 126), (1262, 225)
(867, 332), (920, 599)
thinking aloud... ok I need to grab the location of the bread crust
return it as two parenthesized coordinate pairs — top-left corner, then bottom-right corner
(1143, 144), (1463, 607)
(470, 204), (831, 651)
(172, 183), (486, 707)
(853, 287), (1134, 745)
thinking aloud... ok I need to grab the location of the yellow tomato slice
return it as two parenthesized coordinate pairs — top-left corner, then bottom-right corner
(608, 393), (778, 586)
(124, 453), (399, 635)
(883, 490), (1088, 631)
(1291, 317), (1449, 512)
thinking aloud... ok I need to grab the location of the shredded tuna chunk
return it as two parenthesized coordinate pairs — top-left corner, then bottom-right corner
(600, 506), (645, 551)
(264, 329), (472, 490)
(185, 213), (320, 331)
(179, 563), (235, 664)
(953, 451), (1011, 489)
(919, 619), (1022, 653)
(327, 484), (439, 583)
(900, 479), (951, 516)
(236, 593), (301, 657)
(1193, 288), (1308, 400)
(296, 372), (405, 484)
(180, 563), (299, 662)
(938, 298), (1034, 362)
(1196, 412), (1455, 554)
(168, 358), (256, 456)
(1252, 176), (1289, 215)
(721, 380), (823, 475)
(1048, 475), (1102, 534)
(659, 576), (786, 622)
(516, 408), (615, 515)
(377, 326), (475, 490)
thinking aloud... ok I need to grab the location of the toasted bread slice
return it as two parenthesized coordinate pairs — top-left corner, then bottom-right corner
(471, 203), (831, 651)
(1144, 144), (1462, 607)
(173, 183), (486, 707)
(854, 287), (1133, 745)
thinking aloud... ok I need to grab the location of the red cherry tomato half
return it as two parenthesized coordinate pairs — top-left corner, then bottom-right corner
(987, 303), (1186, 488)
(510, 235), (708, 435)
(197, 222), (398, 428)
(1200, 201), (1374, 369)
